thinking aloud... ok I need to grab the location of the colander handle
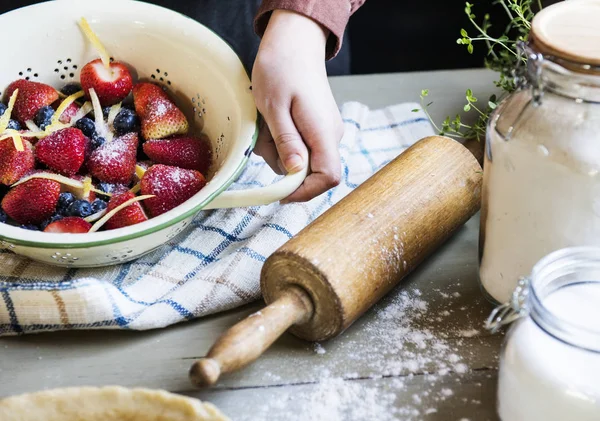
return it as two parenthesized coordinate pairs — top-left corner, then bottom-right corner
(202, 165), (309, 209)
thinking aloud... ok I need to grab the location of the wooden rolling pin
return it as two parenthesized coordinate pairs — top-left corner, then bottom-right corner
(189, 135), (482, 387)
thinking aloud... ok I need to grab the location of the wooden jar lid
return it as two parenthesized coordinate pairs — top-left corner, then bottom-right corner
(531, 0), (600, 67)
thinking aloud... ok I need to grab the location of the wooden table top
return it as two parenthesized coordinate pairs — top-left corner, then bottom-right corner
(0, 68), (502, 421)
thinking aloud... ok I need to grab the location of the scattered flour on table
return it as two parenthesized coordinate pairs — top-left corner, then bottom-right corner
(313, 343), (327, 355)
(457, 329), (480, 338)
(263, 371), (282, 382)
(240, 289), (483, 421)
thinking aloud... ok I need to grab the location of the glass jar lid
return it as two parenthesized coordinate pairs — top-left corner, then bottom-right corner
(530, 0), (600, 73)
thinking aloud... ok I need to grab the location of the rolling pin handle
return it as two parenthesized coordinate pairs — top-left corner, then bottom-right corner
(189, 286), (313, 388)
(190, 358), (221, 387)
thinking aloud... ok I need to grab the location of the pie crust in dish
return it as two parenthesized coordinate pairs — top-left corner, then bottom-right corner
(0, 386), (229, 421)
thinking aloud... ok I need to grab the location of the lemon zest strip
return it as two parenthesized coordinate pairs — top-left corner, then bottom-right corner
(0, 89), (19, 133)
(78, 17), (111, 69)
(89, 195), (154, 233)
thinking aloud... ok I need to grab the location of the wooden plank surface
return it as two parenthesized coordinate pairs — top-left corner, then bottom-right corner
(0, 69), (501, 420)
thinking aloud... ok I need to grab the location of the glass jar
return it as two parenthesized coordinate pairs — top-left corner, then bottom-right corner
(479, 4), (600, 302)
(487, 247), (600, 421)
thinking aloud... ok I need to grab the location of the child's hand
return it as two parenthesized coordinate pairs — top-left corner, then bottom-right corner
(252, 10), (343, 203)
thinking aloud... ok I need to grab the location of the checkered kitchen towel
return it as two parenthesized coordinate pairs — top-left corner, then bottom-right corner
(0, 102), (433, 335)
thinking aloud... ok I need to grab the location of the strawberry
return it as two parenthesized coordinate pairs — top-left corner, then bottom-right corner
(4, 79), (59, 123)
(104, 190), (148, 230)
(44, 216), (91, 233)
(51, 98), (80, 124)
(143, 135), (212, 174)
(2, 178), (60, 224)
(87, 132), (138, 184)
(0, 139), (35, 185)
(35, 128), (89, 176)
(57, 102), (80, 124)
(133, 83), (188, 139)
(141, 164), (206, 217)
(80, 58), (133, 106)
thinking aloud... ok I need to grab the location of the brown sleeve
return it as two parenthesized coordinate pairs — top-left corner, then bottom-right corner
(255, 0), (366, 60)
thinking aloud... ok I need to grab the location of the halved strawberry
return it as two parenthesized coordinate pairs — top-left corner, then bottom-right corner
(4, 79), (59, 123)
(44, 216), (91, 233)
(143, 135), (212, 174)
(35, 128), (89, 176)
(104, 190), (148, 230)
(87, 132), (138, 184)
(57, 101), (80, 124)
(133, 83), (188, 139)
(2, 178), (60, 224)
(80, 58), (133, 107)
(0, 139), (34, 185)
(140, 164), (206, 217)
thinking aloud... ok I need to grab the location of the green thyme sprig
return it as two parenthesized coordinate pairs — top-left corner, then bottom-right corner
(414, 89), (497, 141)
(415, 0), (541, 141)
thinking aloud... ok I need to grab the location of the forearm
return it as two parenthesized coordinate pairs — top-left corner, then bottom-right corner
(255, 0), (366, 59)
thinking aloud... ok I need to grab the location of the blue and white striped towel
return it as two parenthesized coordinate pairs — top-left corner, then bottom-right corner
(0, 102), (434, 335)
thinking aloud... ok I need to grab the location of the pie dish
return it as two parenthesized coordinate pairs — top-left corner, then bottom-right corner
(0, 386), (229, 421)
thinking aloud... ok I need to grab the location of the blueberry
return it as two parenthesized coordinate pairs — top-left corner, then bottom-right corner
(91, 199), (108, 213)
(102, 106), (111, 119)
(20, 224), (39, 231)
(91, 133), (105, 149)
(0, 103), (7, 116)
(97, 182), (117, 195)
(75, 117), (96, 139)
(67, 200), (92, 218)
(97, 182), (113, 193)
(60, 83), (82, 96)
(7, 120), (21, 130)
(34, 105), (55, 130)
(40, 214), (63, 230)
(113, 108), (140, 135)
(0, 210), (7, 223)
(57, 192), (76, 215)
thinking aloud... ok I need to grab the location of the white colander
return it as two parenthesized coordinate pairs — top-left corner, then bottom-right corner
(0, 0), (306, 267)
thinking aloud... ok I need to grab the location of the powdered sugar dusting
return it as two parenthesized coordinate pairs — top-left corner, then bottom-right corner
(145, 165), (198, 194)
(90, 132), (138, 169)
(93, 136), (130, 163)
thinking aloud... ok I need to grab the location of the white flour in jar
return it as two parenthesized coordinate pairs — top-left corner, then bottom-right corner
(480, 91), (600, 303)
(498, 282), (600, 421)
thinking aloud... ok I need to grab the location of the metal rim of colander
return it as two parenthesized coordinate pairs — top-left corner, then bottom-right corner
(0, 0), (259, 249)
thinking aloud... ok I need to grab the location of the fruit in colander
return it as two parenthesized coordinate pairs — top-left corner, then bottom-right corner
(0, 18), (211, 234)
